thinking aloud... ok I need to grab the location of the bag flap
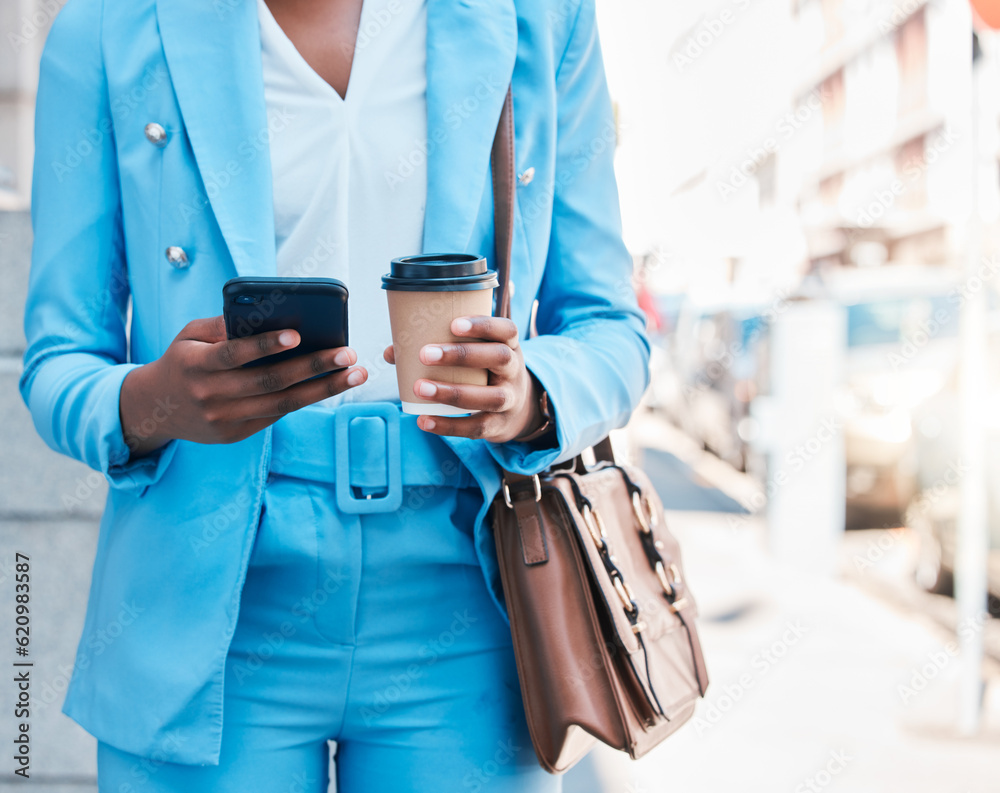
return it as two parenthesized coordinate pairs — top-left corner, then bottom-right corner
(544, 464), (705, 718)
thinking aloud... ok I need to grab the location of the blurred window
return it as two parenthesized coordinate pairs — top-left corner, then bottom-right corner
(844, 38), (899, 156)
(822, 69), (846, 156)
(821, 0), (844, 48)
(757, 154), (777, 208)
(894, 135), (927, 211)
(896, 8), (928, 119)
(820, 171), (843, 207)
(846, 296), (958, 347)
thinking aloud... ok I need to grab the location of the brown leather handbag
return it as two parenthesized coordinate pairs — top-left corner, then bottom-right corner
(489, 89), (709, 774)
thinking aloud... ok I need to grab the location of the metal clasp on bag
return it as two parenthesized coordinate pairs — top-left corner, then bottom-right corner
(502, 474), (541, 509)
(613, 576), (637, 614)
(582, 503), (608, 549)
(656, 561), (689, 612)
(632, 490), (658, 533)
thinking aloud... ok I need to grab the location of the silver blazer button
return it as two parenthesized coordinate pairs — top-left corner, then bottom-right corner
(517, 167), (535, 186)
(165, 246), (189, 268)
(144, 123), (168, 147)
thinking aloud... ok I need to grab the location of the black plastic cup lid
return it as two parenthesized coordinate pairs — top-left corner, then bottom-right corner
(382, 253), (499, 292)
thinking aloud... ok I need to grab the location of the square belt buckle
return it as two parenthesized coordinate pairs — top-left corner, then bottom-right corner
(334, 403), (403, 514)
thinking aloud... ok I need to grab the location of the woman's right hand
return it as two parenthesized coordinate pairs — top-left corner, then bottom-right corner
(118, 315), (368, 459)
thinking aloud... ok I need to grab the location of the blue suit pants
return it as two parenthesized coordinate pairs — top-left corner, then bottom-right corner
(97, 410), (560, 793)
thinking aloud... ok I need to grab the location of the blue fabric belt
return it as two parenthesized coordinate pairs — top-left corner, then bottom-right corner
(269, 401), (474, 514)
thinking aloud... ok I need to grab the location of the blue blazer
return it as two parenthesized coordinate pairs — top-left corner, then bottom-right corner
(21, 0), (649, 764)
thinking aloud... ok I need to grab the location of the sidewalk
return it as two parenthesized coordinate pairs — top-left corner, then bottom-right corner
(564, 509), (1000, 793)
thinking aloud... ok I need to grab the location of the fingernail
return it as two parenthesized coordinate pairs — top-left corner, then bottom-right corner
(422, 418), (436, 431)
(279, 331), (297, 346)
(347, 369), (364, 386)
(422, 345), (443, 362)
(417, 381), (437, 398)
(334, 349), (353, 367)
(453, 318), (472, 333)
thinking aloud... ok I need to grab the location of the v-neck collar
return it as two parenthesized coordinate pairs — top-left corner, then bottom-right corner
(157, 0), (517, 277)
(257, 0), (363, 104)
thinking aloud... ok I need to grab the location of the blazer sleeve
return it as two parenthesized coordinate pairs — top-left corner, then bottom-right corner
(19, 0), (176, 491)
(488, 0), (650, 474)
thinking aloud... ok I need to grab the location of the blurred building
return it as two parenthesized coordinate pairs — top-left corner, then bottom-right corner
(1, 3), (104, 790)
(599, 1), (1000, 540)
(789, 0), (993, 274)
(600, 0), (993, 292)
(0, 0), (56, 210)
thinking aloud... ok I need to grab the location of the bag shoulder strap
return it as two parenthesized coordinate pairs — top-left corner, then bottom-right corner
(491, 87), (515, 321)
(489, 86), (616, 472)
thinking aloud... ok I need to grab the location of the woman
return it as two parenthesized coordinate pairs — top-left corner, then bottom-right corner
(21, 0), (649, 789)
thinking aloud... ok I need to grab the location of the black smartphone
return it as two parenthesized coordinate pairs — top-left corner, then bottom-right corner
(222, 276), (349, 367)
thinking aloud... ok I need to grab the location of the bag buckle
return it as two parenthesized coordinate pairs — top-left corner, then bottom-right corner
(334, 403), (402, 514)
(502, 474), (541, 509)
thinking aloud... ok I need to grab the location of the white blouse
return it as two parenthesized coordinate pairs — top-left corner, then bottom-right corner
(257, 0), (428, 405)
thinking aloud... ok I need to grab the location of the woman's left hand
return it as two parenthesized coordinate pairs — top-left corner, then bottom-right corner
(382, 316), (544, 442)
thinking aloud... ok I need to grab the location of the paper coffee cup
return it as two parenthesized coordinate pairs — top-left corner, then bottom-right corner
(382, 253), (499, 416)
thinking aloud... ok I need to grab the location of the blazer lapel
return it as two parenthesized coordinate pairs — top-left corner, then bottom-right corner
(423, 0), (518, 256)
(157, 0), (276, 277)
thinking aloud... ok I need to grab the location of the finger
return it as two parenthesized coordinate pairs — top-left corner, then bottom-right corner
(413, 379), (516, 414)
(236, 366), (368, 419)
(416, 411), (502, 441)
(178, 315), (228, 344)
(419, 341), (516, 374)
(451, 316), (519, 348)
(226, 347), (357, 396)
(383, 344), (395, 365)
(207, 329), (301, 370)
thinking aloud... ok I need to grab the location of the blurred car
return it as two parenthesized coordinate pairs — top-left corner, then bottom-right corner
(654, 266), (961, 530)
(652, 290), (773, 472)
(823, 266), (960, 529)
(908, 331), (1000, 613)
